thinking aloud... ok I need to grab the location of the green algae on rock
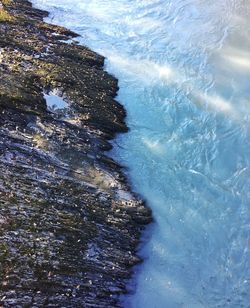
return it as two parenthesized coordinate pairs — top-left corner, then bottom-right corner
(0, 0), (152, 307)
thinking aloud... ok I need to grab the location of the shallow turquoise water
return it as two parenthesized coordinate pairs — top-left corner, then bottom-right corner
(33, 1), (250, 306)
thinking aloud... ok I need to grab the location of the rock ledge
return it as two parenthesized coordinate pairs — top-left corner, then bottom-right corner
(0, 1), (152, 307)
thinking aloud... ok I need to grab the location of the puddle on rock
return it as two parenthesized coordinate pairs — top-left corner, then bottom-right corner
(44, 90), (69, 114)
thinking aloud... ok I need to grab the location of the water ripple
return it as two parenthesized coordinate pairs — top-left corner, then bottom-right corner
(32, 0), (250, 306)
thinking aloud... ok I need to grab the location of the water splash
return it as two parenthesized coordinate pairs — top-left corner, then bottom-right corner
(32, 0), (250, 307)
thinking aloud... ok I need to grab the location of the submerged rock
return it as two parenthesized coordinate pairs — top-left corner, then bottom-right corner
(0, 0), (152, 307)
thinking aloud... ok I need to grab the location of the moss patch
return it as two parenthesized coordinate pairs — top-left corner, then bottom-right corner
(0, 8), (15, 21)
(1, 0), (12, 5)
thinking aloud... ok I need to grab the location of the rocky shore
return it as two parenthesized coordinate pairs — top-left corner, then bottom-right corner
(0, 1), (152, 307)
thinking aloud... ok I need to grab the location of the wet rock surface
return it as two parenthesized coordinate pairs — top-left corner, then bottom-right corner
(0, 1), (152, 307)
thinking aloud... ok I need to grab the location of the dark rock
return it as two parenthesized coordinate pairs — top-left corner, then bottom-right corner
(0, 0), (152, 307)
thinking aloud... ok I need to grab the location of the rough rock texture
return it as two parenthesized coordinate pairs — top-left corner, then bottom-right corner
(0, 1), (152, 307)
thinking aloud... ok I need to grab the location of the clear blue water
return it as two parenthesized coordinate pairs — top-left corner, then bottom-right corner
(32, 1), (250, 307)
